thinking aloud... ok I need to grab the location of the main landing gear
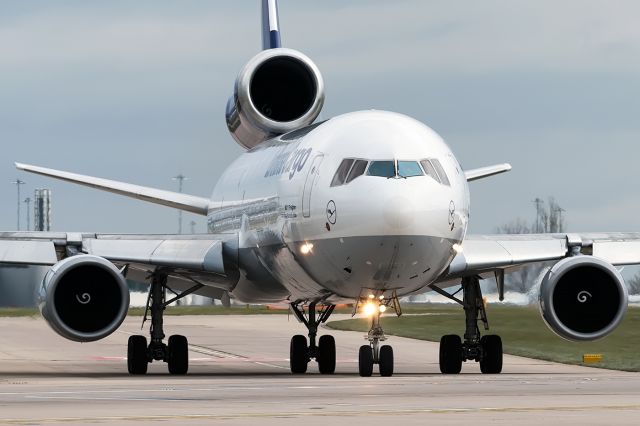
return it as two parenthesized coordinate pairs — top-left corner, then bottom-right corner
(127, 271), (204, 375)
(431, 276), (503, 374)
(356, 290), (401, 377)
(289, 302), (337, 374)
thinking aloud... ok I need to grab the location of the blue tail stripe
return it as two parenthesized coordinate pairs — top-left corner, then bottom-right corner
(262, 0), (281, 49)
(269, 30), (281, 49)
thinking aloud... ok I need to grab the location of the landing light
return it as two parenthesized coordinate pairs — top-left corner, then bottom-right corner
(379, 305), (387, 313)
(300, 242), (314, 255)
(363, 302), (377, 316)
(452, 243), (463, 254)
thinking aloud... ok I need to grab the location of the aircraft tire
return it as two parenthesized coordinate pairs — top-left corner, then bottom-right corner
(317, 335), (336, 374)
(168, 335), (189, 375)
(358, 345), (374, 377)
(479, 335), (503, 374)
(378, 345), (394, 377)
(439, 335), (463, 374)
(127, 335), (148, 375)
(290, 335), (308, 374)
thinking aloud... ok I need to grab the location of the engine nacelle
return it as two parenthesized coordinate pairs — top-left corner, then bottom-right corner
(226, 48), (324, 150)
(539, 256), (628, 341)
(38, 255), (130, 342)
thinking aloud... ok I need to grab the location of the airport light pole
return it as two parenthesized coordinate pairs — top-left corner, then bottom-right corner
(11, 179), (26, 230)
(172, 174), (189, 234)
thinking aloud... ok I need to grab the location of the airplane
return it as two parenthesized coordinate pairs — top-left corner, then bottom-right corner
(1, 0), (639, 377)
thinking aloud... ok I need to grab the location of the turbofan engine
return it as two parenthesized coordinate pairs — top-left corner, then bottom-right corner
(539, 256), (628, 341)
(37, 255), (130, 342)
(226, 48), (325, 149)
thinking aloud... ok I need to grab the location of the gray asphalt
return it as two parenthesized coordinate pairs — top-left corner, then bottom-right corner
(1, 314), (639, 425)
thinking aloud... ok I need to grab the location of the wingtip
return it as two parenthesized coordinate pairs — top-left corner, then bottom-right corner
(14, 162), (26, 170)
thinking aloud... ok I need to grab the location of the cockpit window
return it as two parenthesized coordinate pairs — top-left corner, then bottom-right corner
(420, 159), (451, 185)
(367, 161), (396, 178)
(346, 159), (368, 183)
(397, 161), (424, 178)
(420, 160), (441, 184)
(430, 158), (450, 186)
(331, 159), (354, 187)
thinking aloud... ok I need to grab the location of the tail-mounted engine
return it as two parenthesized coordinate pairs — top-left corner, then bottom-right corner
(539, 256), (628, 341)
(226, 48), (324, 150)
(37, 255), (130, 342)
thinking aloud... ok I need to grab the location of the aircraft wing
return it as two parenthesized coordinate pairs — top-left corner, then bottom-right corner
(0, 232), (240, 299)
(15, 163), (210, 215)
(438, 232), (640, 282)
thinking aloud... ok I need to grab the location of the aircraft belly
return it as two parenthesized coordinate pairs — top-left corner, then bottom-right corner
(232, 234), (455, 303)
(297, 235), (455, 299)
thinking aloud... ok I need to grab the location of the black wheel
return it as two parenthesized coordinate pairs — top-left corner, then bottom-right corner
(127, 335), (148, 375)
(358, 345), (374, 377)
(317, 335), (336, 374)
(290, 335), (308, 374)
(480, 335), (503, 374)
(439, 335), (463, 374)
(379, 345), (394, 377)
(168, 335), (189, 375)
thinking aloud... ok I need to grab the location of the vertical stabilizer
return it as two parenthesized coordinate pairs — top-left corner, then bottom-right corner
(261, 0), (281, 49)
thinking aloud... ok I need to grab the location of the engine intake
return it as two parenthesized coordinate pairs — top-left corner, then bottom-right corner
(539, 256), (627, 341)
(38, 255), (130, 342)
(226, 48), (324, 149)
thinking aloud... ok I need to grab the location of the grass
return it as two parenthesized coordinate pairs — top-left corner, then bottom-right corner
(0, 305), (292, 318)
(327, 304), (640, 372)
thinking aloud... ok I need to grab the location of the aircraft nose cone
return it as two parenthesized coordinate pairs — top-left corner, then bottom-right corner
(382, 195), (416, 230)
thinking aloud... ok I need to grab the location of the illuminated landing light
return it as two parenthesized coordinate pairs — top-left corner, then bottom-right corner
(300, 242), (314, 255)
(452, 243), (463, 254)
(379, 305), (387, 313)
(368, 294), (375, 299)
(363, 302), (377, 316)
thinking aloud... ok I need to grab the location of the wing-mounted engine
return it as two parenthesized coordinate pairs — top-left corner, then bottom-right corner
(37, 255), (130, 342)
(226, 48), (325, 150)
(539, 256), (628, 341)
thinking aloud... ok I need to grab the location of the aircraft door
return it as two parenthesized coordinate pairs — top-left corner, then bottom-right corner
(302, 154), (324, 218)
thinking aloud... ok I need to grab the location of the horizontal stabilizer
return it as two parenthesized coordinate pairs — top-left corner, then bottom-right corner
(464, 163), (512, 182)
(15, 163), (210, 216)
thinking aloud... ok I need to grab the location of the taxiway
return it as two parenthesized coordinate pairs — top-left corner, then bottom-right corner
(0, 314), (639, 425)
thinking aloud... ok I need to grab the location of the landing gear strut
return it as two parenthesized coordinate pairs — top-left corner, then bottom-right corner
(356, 290), (401, 377)
(289, 302), (336, 374)
(127, 271), (203, 375)
(432, 277), (502, 374)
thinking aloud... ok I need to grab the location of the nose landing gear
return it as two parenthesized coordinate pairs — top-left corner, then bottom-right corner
(355, 290), (401, 377)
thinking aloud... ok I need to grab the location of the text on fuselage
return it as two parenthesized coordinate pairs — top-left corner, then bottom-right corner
(264, 148), (312, 180)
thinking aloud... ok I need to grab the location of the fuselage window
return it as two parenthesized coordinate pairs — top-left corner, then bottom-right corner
(397, 161), (424, 178)
(430, 158), (451, 186)
(420, 159), (442, 184)
(346, 159), (368, 183)
(367, 161), (396, 178)
(331, 158), (354, 187)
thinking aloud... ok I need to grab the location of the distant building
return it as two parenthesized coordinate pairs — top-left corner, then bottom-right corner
(34, 189), (51, 231)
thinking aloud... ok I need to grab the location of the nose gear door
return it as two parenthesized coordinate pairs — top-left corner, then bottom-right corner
(302, 154), (324, 218)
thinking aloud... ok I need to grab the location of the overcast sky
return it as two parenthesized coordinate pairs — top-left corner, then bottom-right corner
(1, 0), (640, 235)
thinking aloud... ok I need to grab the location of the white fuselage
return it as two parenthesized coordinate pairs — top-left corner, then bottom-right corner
(208, 110), (470, 304)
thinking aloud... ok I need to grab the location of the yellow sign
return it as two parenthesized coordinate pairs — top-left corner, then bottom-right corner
(583, 354), (603, 363)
